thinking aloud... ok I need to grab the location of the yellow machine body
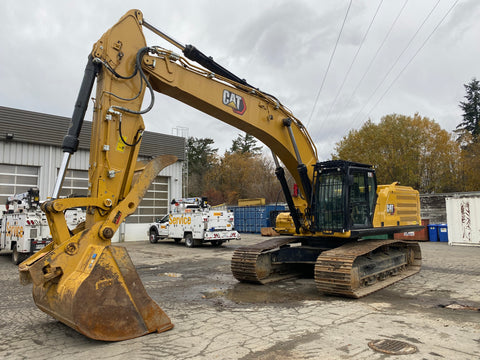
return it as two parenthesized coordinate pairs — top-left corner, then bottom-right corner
(18, 9), (423, 341)
(373, 182), (421, 227)
(274, 212), (297, 235)
(275, 182), (421, 237)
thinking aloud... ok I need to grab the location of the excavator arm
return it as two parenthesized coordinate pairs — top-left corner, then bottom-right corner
(139, 48), (318, 231)
(18, 10), (181, 341)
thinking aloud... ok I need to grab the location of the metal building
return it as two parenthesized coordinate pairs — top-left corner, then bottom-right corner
(0, 106), (185, 241)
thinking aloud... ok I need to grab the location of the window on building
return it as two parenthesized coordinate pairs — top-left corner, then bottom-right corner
(0, 164), (39, 204)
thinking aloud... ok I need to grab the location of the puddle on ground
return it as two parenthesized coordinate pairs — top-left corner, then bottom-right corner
(439, 302), (479, 311)
(158, 272), (183, 278)
(202, 279), (325, 304)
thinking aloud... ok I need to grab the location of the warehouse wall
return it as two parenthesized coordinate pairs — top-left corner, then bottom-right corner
(0, 141), (182, 202)
(0, 142), (81, 201)
(0, 106), (185, 242)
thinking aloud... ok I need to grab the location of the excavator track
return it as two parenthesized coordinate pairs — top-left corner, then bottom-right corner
(314, 239), (421, 298)
(231, 237), (301, 284)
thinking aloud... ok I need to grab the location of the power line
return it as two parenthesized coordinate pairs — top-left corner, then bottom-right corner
(322, 0), (384, 125)
(342, 0), (409, 127)
(350, 0), (441, 128)
(306, 0), (353, 127)
(363, 0), (459, 121)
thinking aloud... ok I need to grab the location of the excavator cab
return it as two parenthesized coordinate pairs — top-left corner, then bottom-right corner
(313, 160), (377, 234)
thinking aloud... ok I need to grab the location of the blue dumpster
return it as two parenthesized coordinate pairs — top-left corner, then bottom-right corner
(232, 205), (286, 233)
(428, 225), (438, 242)
(437, 224), (448, 242)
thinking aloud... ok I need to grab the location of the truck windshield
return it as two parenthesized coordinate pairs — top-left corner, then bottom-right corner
(158, 215), (169, 223)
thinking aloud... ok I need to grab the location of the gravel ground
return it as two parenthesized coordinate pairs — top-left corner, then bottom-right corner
(0, 234), (479, 359)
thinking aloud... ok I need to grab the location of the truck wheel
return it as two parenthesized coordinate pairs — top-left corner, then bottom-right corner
(149, 229), (158, 243)
(12, 248), (28, 265)
(185, 233), (194, 248)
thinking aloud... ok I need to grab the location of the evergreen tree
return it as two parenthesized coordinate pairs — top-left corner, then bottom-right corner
(229, 132), (262, 155)
(186, 137), (218, 195)
(457, 78), (480, 144)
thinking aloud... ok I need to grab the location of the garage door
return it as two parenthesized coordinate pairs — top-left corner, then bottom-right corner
(58, 169), (89, 198)
(0, 164), (39, 204)
(127, 175), (169, 224)
(56, 169), (168, 224)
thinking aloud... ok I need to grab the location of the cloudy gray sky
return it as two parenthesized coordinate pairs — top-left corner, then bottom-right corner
(1, 0), (478, 160)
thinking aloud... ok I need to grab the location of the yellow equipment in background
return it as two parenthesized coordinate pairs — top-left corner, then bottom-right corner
(238, 198), (266, 207)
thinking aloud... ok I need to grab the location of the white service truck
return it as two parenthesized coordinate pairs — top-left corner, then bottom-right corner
(0, 188), (52, 264)
(148, 197), (240, 247)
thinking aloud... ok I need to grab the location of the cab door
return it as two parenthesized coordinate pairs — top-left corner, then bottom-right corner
(348, 169), (376, 229)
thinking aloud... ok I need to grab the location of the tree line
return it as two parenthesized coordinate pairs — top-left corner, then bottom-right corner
(186, 133), (283, 205)
(186, 78), (480, 205)
(334, 78), (480, 193)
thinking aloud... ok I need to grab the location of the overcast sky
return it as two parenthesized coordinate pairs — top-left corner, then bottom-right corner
(1, 0), (478, 160)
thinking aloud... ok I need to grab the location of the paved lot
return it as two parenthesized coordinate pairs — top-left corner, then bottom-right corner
(1, 234), (479, 359)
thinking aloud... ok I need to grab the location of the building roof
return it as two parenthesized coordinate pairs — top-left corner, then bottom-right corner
(0, 106), (185, 160)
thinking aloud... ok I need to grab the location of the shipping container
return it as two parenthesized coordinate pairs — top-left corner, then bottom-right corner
(232, 205), (287, 233)
(446, 197), (480, 246)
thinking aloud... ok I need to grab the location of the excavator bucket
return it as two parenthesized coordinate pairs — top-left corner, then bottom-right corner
(19, 155), (176, 341)
(21, 239), (172, 341)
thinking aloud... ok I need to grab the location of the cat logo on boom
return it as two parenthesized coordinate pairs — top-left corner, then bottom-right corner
(222, 89), (246, 115)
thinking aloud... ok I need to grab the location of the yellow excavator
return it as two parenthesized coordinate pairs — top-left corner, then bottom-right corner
(19, 9), (422, 341)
